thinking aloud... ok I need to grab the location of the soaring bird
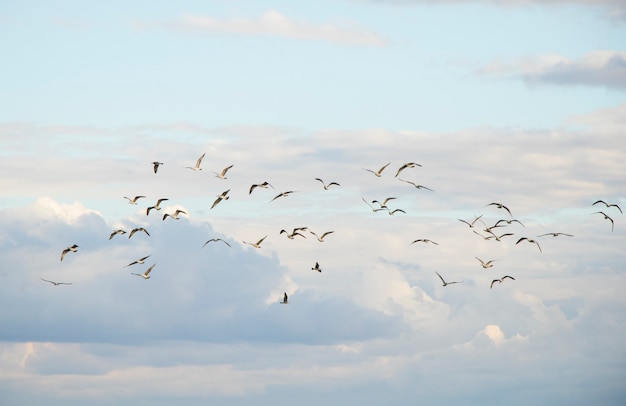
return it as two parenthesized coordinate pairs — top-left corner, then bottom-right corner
(490, 276), (515, 289)
(41, 278), (72, 286)
(362, 198), (386, 213)
(515, 237), (542, 253)
(280, 292), (289, 304)
(124, 195), (146, 205)
(146, 198), (169, 215)
(372, 197), (396, 209)
(109, 229), (126, 240)
(387, 208), (406, 216)
(214, 165), (234, 179)
(364, 162), (391, 177)
(152, 161), (163, 174)
(592, 211), (615, 232)
(185, 152), (205, 171)
(202, 238), (231, 248)
(435, 271), (462, 287)
(280, 229), (307, 240)
(312, 262), (322, 272)
(270, 191), (296, 202)
(211, 190), (230, 209)
(60, 244), (78, 261)
(163, 209), (187, 221)
(243, 235), (268, 249)
(475, 257), (496, 268)
(125, 255), (151, 267)
(410, 239), (438, 245)
(485, 231), (515, 242)
(537, 232), (573, 237)
(132, 264), (155, 279)
(397, 178), (433, 191)
(395, 162), (422, 178)
(592, 200), (623, 214)
(309, 230), (334, 242)
(249, 181), (274, 195)
(128, 227), (150, 238)
(486, 202), (512, 217)
(494, 218), (525, 228)
(458, 215), (483, 228)
(315, 178), (340, 190)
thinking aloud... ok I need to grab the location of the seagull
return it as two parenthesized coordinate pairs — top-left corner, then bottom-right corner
(592, 200), (623, 214)
(213, 164), (234, 179)
(280, 229), (307, 239)
(362, 198), (386, 213)
(163, 209), (187, 221)
(270, 191), (296, 202)
(108, 229), (126, 240)
(202, 238), (231, 248)
(312, 262), (322, 272)
(128, 227), (150, 238)
(475, 257), (496, 269)
(41, 278), (72, 286)
(211, 190), (230, 209)
(124, 195), (146, 205)
(132, 264), (155, 279)
(372, 197), (396, 209)
(125, 254), (151, 267)
(537, 232), (573, 237)
(458, 215), (483, 228)
(280, 292), (289, 304)
(515, 237), (542, 253)
(435, 271), (462, 287)
(315, 178), (340, 190)
(146, 198), (169, 215)
(490, 275), (515, 289)
(410, 239), (438, 245)
(591, 211), (615, 231)
(249, 181), (274, 195)
(387, 208), (406, 216)
(397, 178), (433, 191)
(494, 218), (525, 228)
(364, 162), (390, 177)
(309, 230), (334, 242)
(60, 244), (78, 261)
(185, 152), (205, 171)
(152, 161), (163, 174)
(485, 231), (515, 242)
(243, 235), (268, 249)
(486, 202), (512, 217)
(395, 162), (422, 178)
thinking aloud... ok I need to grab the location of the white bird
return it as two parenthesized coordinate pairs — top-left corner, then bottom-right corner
(364, 162), (390, 177)
(280, 292), (289, 304)
(395, 162), (422, 178)
(214, 164), (234, 179)
(132, 264), (155, 279)
(249, 181), (274, 195)
(280, 229), (307, 240)
(270, 191), (296, 202)
(490, 275), (515, 289)
(146, 198), (169, 215)
(124, 195), (146, 205)
(362, 197), (386, 213)
(397, 178), (433, 191)
(312, 262), (322, 272)
(243, 235), (268, 249)
(41, 278), (72, 286)
(387, 208), (406, 216)
(458, 215), (483, 228)
(435, 271), (462, 287)
(109, 229), (126, 240)
(315, 178), (340, 190)
(211, 190), (230, 209)
(309, 230), (334, 242)
(372, 197), (396, 209)
(515, 237), (542, 253)
(410, 238), (438, 245)
(60, 244), (78, 262)
(152, 161), (163, 174)
(475, 257), (496, 268)
(128, 227), (150, 238)
(185, 152), (205, 171)
(202, 238), (231, 248)
(125, 254), (151, 267)
(163, 209), (187, 221)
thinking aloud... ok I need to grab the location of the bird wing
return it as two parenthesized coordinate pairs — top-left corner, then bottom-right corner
(221, 165), (233, 176)
(195, 153), (205, 168)
(144, 264), (155, 276)
(435, 272), (446, 285)
(377, 162), (391, 175)
(256, 235), (268, 245)
(211, 197), (222, 209)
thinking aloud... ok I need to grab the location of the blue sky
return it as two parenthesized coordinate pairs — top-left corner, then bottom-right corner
(1, 1), (625, 405)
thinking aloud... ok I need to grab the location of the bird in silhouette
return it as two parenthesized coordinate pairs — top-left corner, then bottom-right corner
(592, 200), (622, 214)
(60, 244), (78, 261)
(312, 262), (322, 272)
(486, 202), (512, 217)
(128, 227), (150, 238)
(41, 278), (72, 286)
(249, 181), (274, 195)
(280, 292), (289, 304)
(591, 211), (615, 231)
(435, 271), (462, 287)
(364, 162), (390, 177)
(516, 237), (542, 253)
(152, 161), (163, 174)
(490, 276), (515, 289)
(537, 232), (573, 238)
(410, 239), (438, 245)
(202, 238), (231, 248)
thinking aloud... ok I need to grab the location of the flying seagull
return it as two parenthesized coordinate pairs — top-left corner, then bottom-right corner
(125, 255), (151, 267)
(515, 237), (542, 253)
(202, 238), (231, 248)
(592, 200), (623, 214)
(124, 195), (146, 205)
(163, 209), (187, 221)
(315, 178), (340, 190)
(537, 232), (573, 237)
(395, 162), (422, 178)
(280, 229), (307, 240)
(60, 244), (78, 262)
(249, 181), (274, 195)
(109, 229), (126, 240)
(387, 208), (406, 216)
(243, 235), (268, 249)
(280, 292), (289, 304)
(490, 275), (515, 289)
(591, 211), (614, 231)
(410, 239), (438, 245)
(475, 257), (496, 269)
(485, 231), (515, 242)
(152, 161), (163, 174)
(211, 190), (230, 209)
(146, 198), (169, 215)
(435, 271), (462, 287)
(270, 191), (296, 202)
(309, 230), (334, 242)
(486, 202), (512, 217)
(372, 197), (396, 209)
(397, 178), (433, 191)
(362, 197), (386, 213)
(185, 152), (205, 171)
(364, 162), (391, 177)
(128, 227), (150, 238)
(458, 215), (483, 228)
(41, 278), (72, 286)
(214, 164), (234, 179)
(312, 262), (322, 273)
(131, 264), (155, 279)
(494, 218), (525, 228)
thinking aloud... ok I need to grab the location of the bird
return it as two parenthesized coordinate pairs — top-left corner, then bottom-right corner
(592, 200), (623, 214)
(280, 292), (289, 304)
(435, 271), (462, 287)
(485, 231), (515, 242)
(146, 198), (169, 215)
(309, 230), (334, 242)
(41, 278), (72, 286)
(515, 237), (542, 253)
(60, 244), (78, 261)
(362, 198), (386, 213)
(163, 209), (187, 221)
(490, 276), (516, 289)
(458, 215), (483, 228)
(124, 195), (146, 205)
(312, 262), (322, 272)
(364, 162), (390, 177)
(131, 264), (155, 279)
(152, 161), (163, 174)
(108, 229), (126, 240)
(280, 229), (307, 240)
(214, 164), (234, 179)
(243, 235), (268, 249)
(270, 191), (296, 202)
(537, 232), (573, 237)
(397, 178), (433, 191)
(486, 202), (512, 217)
(591, 211), (615, 231)
(249, 181), (274, 195)
(494, 218), (525, 228)
(315, 178), (340, 190)
(211, 190), (230, 209)
(128, 227), (150, 238)
(185, 152), (205, 171)
(395, 162), (422, 178)
(475, 257), (496, 268)
(372, 197), (396, 209)
(202, 238), (231, 248)
(387, 208), (406, 216)
(125, 255), (151, 267)
(410, 239), (438, 245)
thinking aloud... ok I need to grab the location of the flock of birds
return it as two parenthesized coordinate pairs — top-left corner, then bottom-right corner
(41, 152), (622, 304)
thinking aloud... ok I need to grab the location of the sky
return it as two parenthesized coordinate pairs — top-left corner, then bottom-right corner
(0, 0), (625, 405)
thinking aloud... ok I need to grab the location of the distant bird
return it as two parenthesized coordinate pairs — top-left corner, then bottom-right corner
(490, 275), (515, 289)
(472, 230), (492, 240)
(364, 162), (391, 177)
(515, 237), (542, 253)
(60, 244), (78, 262)
(410, 239), (438, 245)
(124, 195), (146, 205)
(41, 278), (72, 286)
(213, 164), (234, 179)
(395, 162), (422, 178)
(397, 178), (433, 191)
(362, 198), (386, 213)
(372, 197), (396, 209)
(435, 271), (462, 287)
(591, 211), (614, 231)
(270, 191), (296, 202)
(125, 255), (151, 267)
(312, 262), (322, 272)
(309, 230), (334, 242)
(249, 181), (274, 195)
(475, 257), (496, 269)
(211, 190), (230, 209)
(494, 218), (525, 228)
(202, 238), (231, 248)
(592, 200), (623, 214)
(128, 227), (150, 238)
(280, 292), (289, 304)
(485, 231), (515, 242)
(185, 152), (205, 171)
(537, 232), (573, 238)
(280, 229), (307, 240)
(109, 229), (126, 240)
(458, 215), (483, 228)
(146, 198), (169, 215)
(315, 178), (340, 190)
(243, 235), (268, 249)
(131, 264), (155, 279)
(152, 161), (163, 174)
(387, 208), (406, 216)
(486, 202), (512, 217)
(163, 209), (187, 221)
